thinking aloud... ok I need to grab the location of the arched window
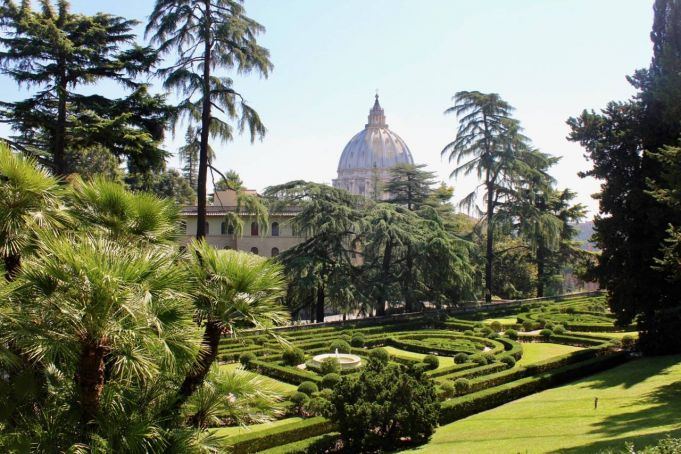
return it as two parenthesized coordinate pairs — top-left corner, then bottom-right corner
(271, 222), (279, 237)
(204, 222), (210, 235)
(250, 247), (259, 255)
(251, 222), (258, 236)
(271, 247), (280, 257)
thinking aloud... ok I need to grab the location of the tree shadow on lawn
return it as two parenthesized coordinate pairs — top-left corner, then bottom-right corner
(549, 429), (681, 454)
(580, 355), (681, 390)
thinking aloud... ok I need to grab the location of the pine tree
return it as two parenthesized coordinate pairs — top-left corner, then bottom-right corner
(0, 1), (169, 176)
(146, 0), (272, 241)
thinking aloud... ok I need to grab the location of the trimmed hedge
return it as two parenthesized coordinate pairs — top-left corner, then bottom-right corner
(223, 417), (335, 454)
(256, 432), (341, 454)
(439, 352), (629, 424)
(249, 360), (321, 384)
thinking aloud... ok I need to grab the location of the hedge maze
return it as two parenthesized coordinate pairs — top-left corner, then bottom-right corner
(217, 293), (634, 453)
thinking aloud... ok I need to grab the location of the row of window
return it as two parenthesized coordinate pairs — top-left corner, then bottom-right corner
(202, 221), (282, 236)
(223, 245), (279, 257)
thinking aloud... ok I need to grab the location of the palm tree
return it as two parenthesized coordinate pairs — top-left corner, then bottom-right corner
(442, 91), (526, 303)
(146, 0), (273, 240)
(5, 233), (202, 433)
(0, 144), (69, 280)
(178, 240), (288, 403)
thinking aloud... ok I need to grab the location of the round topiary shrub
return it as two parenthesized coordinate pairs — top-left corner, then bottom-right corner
(239, 352), (256, 366)
(423, 354), (439, 370)
(470, 354), (487, 366)
(318, 388), (334, 401)
(453, 378), (470, 395)
(369, 348), (390, 364)
(320, 357), (341, 375)
(474, 322), (485, 329)
(523, 320), (534, 332)
(290, 391), (310, 412)
(539, 328), (554, 340)
(454, 352), (468, 364)
(440, 382), (455, 398)
(500, 355), (516, 367)
(306, 396), (331, 416)
(482, 352), (495, 364)
(340, 334), (352, 343)
(298, 381), (319, 396)
(490, 321), (503, 332)
(479, 326), (494, 336)
(544, 322), (555, 331)
(553, 325), (566, 335)
(282, 347), (305, 366)
(350, 333), (365, 347)
(537, 318), (547, 329)
(411, 362), (429, 376)
(329, 339), (351, 354)
(622, 335), (636, 350)
(321, 372), (341, 389)
(486, 331), (500, 339)
(505, 328), (519, 340)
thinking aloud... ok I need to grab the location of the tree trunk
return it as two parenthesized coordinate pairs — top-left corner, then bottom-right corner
(76, 341), (107, 428)
(315, 285), (325, 323)
(536, 241), (545, 297)
(376, 239), (392, 316)
(485, 178), (494, 304)
(404, 249), (414, 312)
(196, 0), (212, 241)
(4, 254), (20, 281)
(178, 320), (222, 403)
(53, 76), (68, 175)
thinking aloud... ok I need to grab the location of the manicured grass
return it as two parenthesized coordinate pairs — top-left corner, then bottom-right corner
(218, 363), (298, 393)
(383, 346), (453, 370)
(212, 416), (303, 438)
(405, 355), (681, 453)
(483, 317), (518, 325)
(516, 342), (584, 367)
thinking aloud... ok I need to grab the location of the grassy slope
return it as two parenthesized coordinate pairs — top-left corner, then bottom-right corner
(383, 346), (453, 370)
(212, 417), (304, 438)
(405, 355), (681, 454)
(219, 363), (298, 393)
(516, 343), (584, 367)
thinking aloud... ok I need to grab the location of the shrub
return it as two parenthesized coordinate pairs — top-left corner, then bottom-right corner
(622, 335), (636, 350)
(411, 362), (429, 376)
(454, 352), (469, 364)
(223, 416), (335, 454)
(318, 388), (334, 401)
(423, 354), (439, 370)
(490, 321), (503, 332)
(470, 354), (488, 366)
(500, 355), (516, 368)
(566, 307), (576, 314)
(609, 338), (623, 349)
(474, 322), (484, 329)
(440, 382), (455, 398)
(539, 329), (554, 340)
(340, 333), (351, 343)
(282, 347), (305, 366)
(239, 352), (256, 366)
(369, 348), (390, 364)
(328, 360), (440, 451)
(479, 326), (494, 336)
(290, 392), (310, 412)
(486, 331), (499, 339)
(505, 329), (518, 340)
(453, 378), (470, 396)
(329, 339), (351, 354)
(298, 381), (319, 396)
(544, 322), (555, 331)
(463, 329), (475, 336)
(482, 352), (495, 364)
(305, 396), (332, 417)
(523, 320), (534, 332)
(553, 325), (566, 335)
(321, 373), (341, 389)
(350, 333), (365, 347)
(537, 318), (547, 329)
(320, 357), (341, 375)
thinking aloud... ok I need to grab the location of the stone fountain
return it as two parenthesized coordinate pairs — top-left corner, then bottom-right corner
(309, 348), (362, 371)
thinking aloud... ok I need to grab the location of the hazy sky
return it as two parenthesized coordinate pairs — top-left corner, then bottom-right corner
(0, 1), (656, 217)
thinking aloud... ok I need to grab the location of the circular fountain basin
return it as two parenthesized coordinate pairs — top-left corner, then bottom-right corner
(310, 353), (362, 371)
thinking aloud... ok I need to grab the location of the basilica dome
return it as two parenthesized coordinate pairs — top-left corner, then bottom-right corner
(333, 96), (414, 198)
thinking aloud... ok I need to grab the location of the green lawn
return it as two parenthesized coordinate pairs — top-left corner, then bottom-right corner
(218, 363), (297, 394)
(516, 342), (584, 367)
(404, 355), (681, 453)
(383, 346), (454, 370)
(573, 331), (639, 339)
(212, 417), (303, 438)
(483, 317), (518, 325)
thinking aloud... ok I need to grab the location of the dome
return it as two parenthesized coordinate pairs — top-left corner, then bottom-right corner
(337, 95), (414, 172)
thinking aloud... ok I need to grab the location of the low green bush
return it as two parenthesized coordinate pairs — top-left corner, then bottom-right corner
(454, 352), (468, 364)
(553, 325), (566, 335)
(350, 333), (365, 347)
(490, 321), (503, 332)
(369, 348), (390, 364)
(282, 347), (305, 366)
(224, 416), (335, 454)
(329, 339), (351, 354)
(463, 329), (475, 336)
(306, 396), (332, 417)
(423, 354), (439, 370)
(239, 352), (256, 366)
(321, 373), (341, 389)
(453, 378), (470, 396)
(482, 352), (495, 364)
(250, 360), (321, 385)
(522, 320), (534, 332)
(440, 381), (455, 398)
(320, 357), (341, 375)
(539, 328), (554, 339)
(298, 381), (319, 396)
(470, 354), (488, 366)
(500, 355), (516, 368)
(622, 335), (636, 350)
(505, 328), (519, 340)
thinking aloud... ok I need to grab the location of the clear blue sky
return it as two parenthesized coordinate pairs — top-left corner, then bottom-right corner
(0, 0), (655, 216)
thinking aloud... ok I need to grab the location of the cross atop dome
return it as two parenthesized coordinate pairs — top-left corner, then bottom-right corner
(366, 93), (387, 128)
